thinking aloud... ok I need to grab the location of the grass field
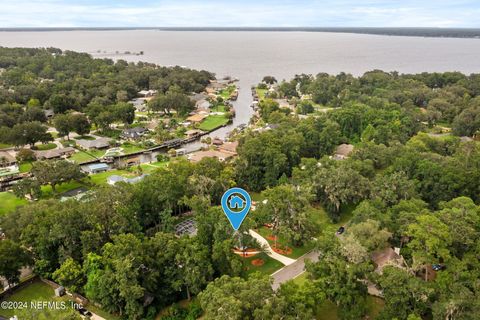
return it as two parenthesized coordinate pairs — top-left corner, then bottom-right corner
(255, 88), (267, 100)
(210, 104), (227, 112)
(19, 162), (33, 173)
(219, 85), (236, 99)
(198, 115), (229, 131)
(69, 149), (105, 163)
(243, 252), (284, 275)
(0, 143), (13, 149)
(256, 227), (315, 259)
(120, 143), (145, 155)
(32, 143), (57, 151)
(0, 192), (27, 216)
(0, 280), (120, 320)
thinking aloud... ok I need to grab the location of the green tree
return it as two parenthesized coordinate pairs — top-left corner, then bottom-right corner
(256, 184), (318, 246)
(32, 160), (86, 193)
(70, 113), (91, 136)
(0, 240), (32, 286)
(407, 214), (452, 281)
(53, 257), (85, 293)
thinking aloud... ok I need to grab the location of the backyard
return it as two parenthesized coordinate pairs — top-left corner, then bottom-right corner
(0, 279), (120, 320)
(198, 115), (229, 131)
(0, 192), (27, 216)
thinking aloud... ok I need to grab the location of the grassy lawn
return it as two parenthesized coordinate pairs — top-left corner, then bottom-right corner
(74, 135), (96, 140)
(198, 115), (229, 131)
(219, 85), (236, 99)
(40, 181), (85, 198)
(292, 272), (385, 320)
(19, 162), (33, 173)
(70, 149), (105, 163)
(256, 227), (315, 259)
(255, 88), (267, 100)
(210, 104), (227, 112)
(139, 161), (168, 173)
(0, 279), (120, 320)
(87, 169), (136, 186)
(0, 192), (27, 216)
(121, 143), (145, 155)
(0, 143), (13, 149)
(32, 143), (57, 151)
(243, 252), (284, 275)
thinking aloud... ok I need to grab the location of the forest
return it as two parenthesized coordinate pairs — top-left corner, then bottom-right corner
(0, 49), (480, 320)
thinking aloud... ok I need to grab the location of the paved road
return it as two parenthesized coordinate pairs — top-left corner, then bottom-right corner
(271, 250), (320, 290)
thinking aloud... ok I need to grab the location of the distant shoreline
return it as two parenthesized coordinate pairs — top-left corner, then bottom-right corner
(1, 27), (480, 39)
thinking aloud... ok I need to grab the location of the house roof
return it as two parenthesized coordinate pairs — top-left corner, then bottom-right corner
(123, 127), (147, 134)
(185, 129), (203, 135)
(186, 114), (207, 122)
(86, 163), (109, 171)
(76, 138), (110, 149)
(190, 93), (208, 102)
(371, 247), (404, 273)
(35, 147), (75, 159)
(188, 150), (234, 163)
(0, 151), (16, 163)
(335, 144), (354, 157)
(219, 141), (238, 154)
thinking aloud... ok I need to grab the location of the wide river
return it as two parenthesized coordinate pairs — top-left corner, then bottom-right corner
(2, 30), (480, 141)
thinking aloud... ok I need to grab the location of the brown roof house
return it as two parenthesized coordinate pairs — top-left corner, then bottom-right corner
(371, 247), (406, 274)
(35, 147), (76, 160)
(188, 150), (235, 163)
(76, 137), (111, 150)
(186, 114), (207, 123)
(0, 150), (16, 167)
(218, 141), (239, 155)
(332, 144), (354, 160)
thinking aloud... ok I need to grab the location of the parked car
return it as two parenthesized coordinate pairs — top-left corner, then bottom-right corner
(336, 226), (345, 235)
(78, 308), (92, 317)
(432, 264), (446, 271)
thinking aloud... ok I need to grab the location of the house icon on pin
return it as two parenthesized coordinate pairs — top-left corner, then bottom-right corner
(229, 195), (245, 209)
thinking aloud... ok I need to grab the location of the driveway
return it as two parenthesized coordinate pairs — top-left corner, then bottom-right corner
(248, 230), (296, 266)
(271, 250), (320, 290)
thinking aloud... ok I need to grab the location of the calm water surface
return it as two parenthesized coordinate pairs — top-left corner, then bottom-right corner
(2, 30), (480, 140)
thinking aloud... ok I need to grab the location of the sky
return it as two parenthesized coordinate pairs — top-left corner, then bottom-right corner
(1, 0), (479, 28)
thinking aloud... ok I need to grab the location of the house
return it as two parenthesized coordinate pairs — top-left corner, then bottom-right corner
(371, 247), (406, 274)
(76, 138), (111, 150)
(138, 89), (157, 98)
(188, 150), (234, 163)
(229, 195), (245, 209)
(107, 174), (148, 185)
(332, 144), (354, 160)
(186, 114), (207, 123)
(195, 99), (211, 110)
(122, 127), (148, 140)
(83, 163), (110, 174)
(35, 147), (75, 160)
(218, 141), (238, 155)
(190, 93), (208, 102)
(185, 129), (203, 138)
(0, 151), (17, 167)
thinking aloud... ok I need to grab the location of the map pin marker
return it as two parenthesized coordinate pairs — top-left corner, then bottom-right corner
(221, 187), (251, 231)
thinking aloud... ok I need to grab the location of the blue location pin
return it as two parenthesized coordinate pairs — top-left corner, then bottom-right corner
(221, 187), (252, 231)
